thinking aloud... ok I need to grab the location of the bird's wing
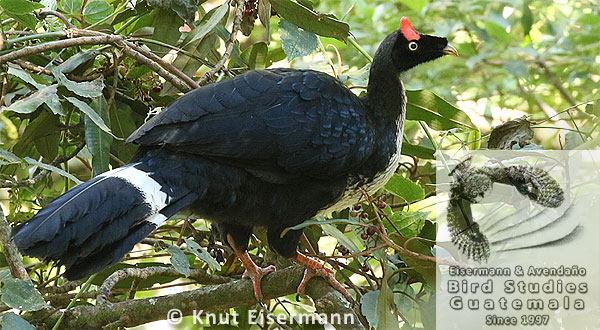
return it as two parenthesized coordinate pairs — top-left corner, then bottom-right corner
(127, 69), (374, 181)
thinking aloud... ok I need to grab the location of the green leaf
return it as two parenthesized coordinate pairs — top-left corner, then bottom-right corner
(149, 10), (182, 54)
(24, 157), (83, 184)
(51, 67), (104, 98)
(399, 0), (428, 12)
(184, 238), (221, 271)
(503, 60), (528, 78)
(241, 42), (269, 70)
(485, 21), (512, 43)
(420, 293), (436, 329)
(360, 290), (379, 328)
(1, 312), (35, 330)
(0, 278), (47, 311)
(0, 270), (11, 282)
(393, 282), (415, 315)
(168, 246), (190, 277)
(60, 0), (83, 13)
(585, 101), (600, 117)
(44, 91), (64, 115)
(33, 123), (59, 161)
(564, 131), (585, 149)
(0, 0), (44, 15)
(258, 0), (271, 38)
(12, 13), (38, 30)
(57, 50), (99, 74)
(170, 0), (199, 25)
(82, 0), (113, 24)
(406, 90), (476, 130)
(270, 0), (349, 41)
(4, 85), (58, 114)
(109, 101), (142, 160)
(85, 96), (112, 176)
(11, 111), (58, 160)
(387, 211), (428, 237)
(401, 143), (435, 159)
(384, 174), (425, 203)
(65, 97), (112, 134)
(522, 1), (533, 35)
(40, 0), (57, 10)
(182, 3), (229, 48)
(377, 271), (400, 330)
(0, 149), (21, 163)
(7, 66), (45, 90)
(390, 233), (435, 286)
(251, 42), (268, 69)
(467, 129), (481, 151)
(321, 224), (361, 254)
(281, 218), (361, 237)
(125, 65), (152, 80)
(163, 32), (217, 95)
(279, 19), (318, 60)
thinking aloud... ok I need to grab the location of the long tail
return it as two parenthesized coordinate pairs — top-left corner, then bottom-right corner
(12, 149), (198, 280)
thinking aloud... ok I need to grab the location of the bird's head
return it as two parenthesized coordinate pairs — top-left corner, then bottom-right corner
(376, 17), (458, 73)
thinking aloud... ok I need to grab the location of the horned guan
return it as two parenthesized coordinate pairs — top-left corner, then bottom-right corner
(12, 17), (457, 301)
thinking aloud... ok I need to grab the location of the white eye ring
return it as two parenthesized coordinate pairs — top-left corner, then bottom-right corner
(408, 41), (418, 51)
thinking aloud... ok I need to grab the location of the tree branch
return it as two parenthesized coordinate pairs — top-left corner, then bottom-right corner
(0, 34), (114, 64)
(97, 266), (232, 303)
(26, 267), (364, 330)
(0, 29), (194, 93)
(0, 206), (31, 282)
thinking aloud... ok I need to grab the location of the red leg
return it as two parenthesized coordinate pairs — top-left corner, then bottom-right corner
(227, 234), (275, 301)
(292, 252), (353, 302)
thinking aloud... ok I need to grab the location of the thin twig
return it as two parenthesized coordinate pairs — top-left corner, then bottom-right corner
(52, 274), (97, 330)
(0, 73), (7, 107)
(39, 280), (84, 294)
(107, 51), (120, 111)
(319, 243), (389, 259)
(197, 0), (244, 85)
(125, 41), (199, 89)
(37, 10), (75, 29)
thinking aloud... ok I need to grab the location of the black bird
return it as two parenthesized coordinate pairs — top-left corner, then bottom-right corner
(12, 17), (457, 301)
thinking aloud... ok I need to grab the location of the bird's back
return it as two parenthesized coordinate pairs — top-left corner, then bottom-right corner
(128, 69), (376, 183)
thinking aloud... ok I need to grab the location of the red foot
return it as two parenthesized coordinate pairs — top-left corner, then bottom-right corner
(293, 252), (353, 302)
(227, 234), (276, 301)
(243, 264), (276, 301)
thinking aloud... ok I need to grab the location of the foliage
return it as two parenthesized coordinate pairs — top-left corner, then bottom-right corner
(0, 0), (597, 329)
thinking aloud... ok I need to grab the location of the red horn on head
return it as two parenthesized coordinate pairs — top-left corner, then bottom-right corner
(400, 17), (420, 41)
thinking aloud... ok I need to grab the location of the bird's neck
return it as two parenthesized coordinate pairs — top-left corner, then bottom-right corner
(355, 60), (406, 182)
(366, 62), (405, 123)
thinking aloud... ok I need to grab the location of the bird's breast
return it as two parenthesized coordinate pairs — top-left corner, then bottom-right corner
(318, 128), (402, 215)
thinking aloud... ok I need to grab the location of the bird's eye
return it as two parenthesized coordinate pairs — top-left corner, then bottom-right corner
(408, 41), (418, 51)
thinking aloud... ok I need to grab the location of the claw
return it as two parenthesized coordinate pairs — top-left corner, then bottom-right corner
(242, 264), (276, 301)
(227, 234), (276, 302)
(293, 252), (353, 302)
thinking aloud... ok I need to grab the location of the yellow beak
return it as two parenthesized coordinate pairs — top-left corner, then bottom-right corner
(443, 44), (459, 56)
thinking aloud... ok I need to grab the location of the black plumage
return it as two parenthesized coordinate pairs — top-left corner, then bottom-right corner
(12, 17), (456, 301)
